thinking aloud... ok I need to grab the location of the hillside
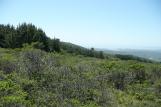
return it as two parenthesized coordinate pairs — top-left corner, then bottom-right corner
(0, 23), (104, 59)
(0, 47), (161, 107)
(102, 49), (161, 62)
(0, 24), (161, 107)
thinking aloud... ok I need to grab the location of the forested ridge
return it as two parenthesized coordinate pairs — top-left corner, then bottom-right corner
(0, 23), (161, 107)
(0, 23), (105, 59)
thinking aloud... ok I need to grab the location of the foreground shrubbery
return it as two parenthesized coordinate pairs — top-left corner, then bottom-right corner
(0, 48), (161, 107)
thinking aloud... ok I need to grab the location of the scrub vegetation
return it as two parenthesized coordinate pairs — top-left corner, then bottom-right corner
(0, 23), (161, 107)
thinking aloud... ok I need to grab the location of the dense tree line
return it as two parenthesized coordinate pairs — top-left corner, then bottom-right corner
(0, 23), (47, 49)
(0, 23), (105, 59)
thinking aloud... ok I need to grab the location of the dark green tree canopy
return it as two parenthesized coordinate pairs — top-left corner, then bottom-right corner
(0, 23), (49, 51)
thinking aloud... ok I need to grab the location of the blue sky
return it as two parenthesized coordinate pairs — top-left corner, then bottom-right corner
(0, 0), (161, 50)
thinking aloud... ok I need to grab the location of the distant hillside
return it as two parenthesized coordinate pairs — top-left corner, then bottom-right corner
(102, 49), (161, 62)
